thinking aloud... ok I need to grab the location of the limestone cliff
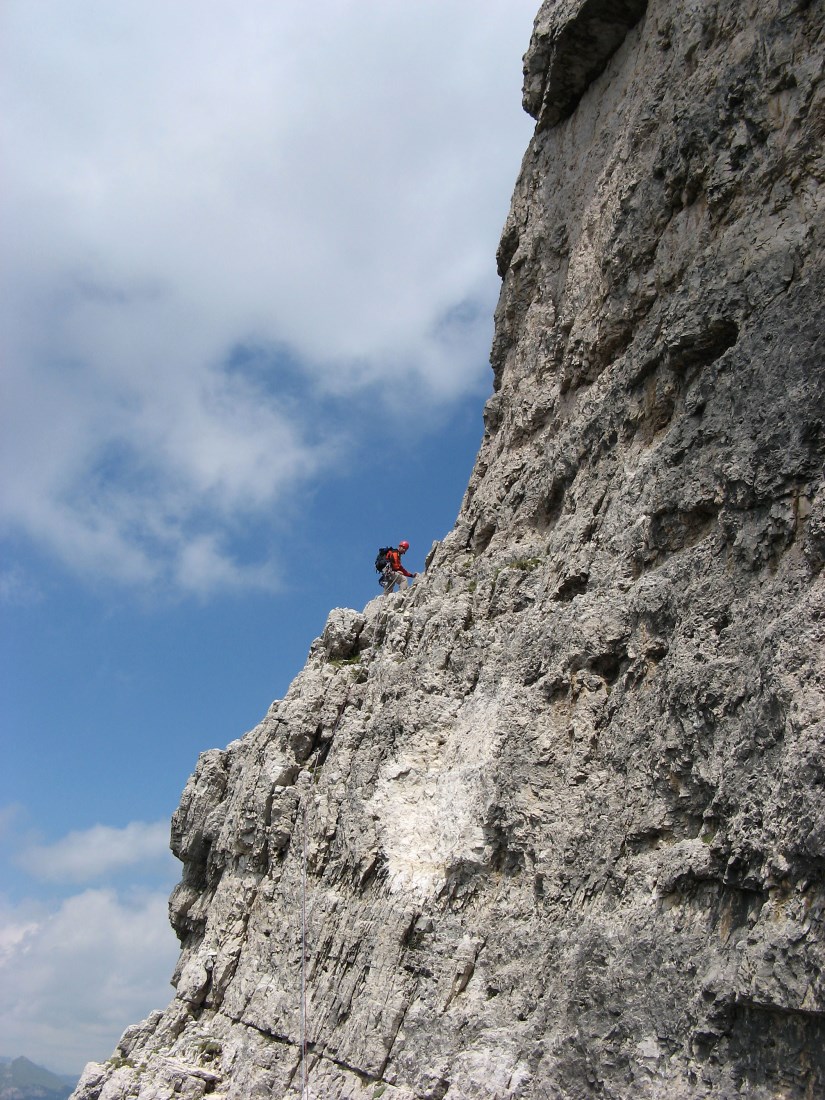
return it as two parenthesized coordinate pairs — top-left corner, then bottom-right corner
(73, 0), (825, 1097)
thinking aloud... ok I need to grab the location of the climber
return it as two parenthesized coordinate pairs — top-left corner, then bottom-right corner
(380, 541), (418, 595)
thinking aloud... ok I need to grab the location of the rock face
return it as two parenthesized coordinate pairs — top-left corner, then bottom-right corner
(72, 0), (825, 1097)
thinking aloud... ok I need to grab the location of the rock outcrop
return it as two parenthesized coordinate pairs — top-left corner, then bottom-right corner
(72, 0), (825, 1096)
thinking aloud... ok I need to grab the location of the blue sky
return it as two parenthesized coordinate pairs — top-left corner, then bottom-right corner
(0, 0), (538, 1075)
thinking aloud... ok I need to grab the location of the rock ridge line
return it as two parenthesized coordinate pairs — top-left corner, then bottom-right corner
(72, 0), (825, 1096)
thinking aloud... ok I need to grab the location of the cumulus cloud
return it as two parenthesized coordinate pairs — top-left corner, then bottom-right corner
(0, 888), (180, 1073)
(0, 0), (537, 593)
(0, 911), (39, 967)
(22, 821), (175, 884)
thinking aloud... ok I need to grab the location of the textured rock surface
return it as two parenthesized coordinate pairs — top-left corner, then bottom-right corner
(72, 0), (825, 1097)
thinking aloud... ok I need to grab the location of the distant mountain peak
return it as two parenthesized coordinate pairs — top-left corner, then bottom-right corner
(0, 1055), (76, 1100)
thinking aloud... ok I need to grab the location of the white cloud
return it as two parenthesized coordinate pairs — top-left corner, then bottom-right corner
(0, 913), (39, 967)
(0, 0), (537, 593)
(22, 821), (175, 884)
(0, 888), (179, 1074)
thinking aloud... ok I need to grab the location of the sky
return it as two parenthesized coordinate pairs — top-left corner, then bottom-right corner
(0, 0), (539, 1076)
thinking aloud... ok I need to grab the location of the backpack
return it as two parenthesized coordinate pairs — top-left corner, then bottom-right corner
(375, 546), (394, 574)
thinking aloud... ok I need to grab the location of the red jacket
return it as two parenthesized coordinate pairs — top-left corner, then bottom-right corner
(387, 548), (414, 578)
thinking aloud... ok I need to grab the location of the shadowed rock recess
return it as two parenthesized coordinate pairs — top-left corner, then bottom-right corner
(73, 1), (824, 1097)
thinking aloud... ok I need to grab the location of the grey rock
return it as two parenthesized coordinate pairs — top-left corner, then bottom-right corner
(72, 0), (825, 1097)
(320, 608), (367, 662)
(521, 0), (648, 130)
